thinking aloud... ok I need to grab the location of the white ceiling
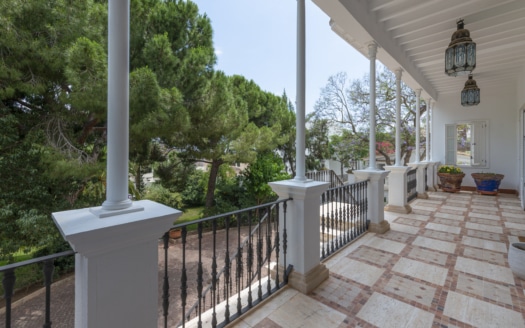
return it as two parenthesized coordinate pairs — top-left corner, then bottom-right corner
(312, 0), (525, 101)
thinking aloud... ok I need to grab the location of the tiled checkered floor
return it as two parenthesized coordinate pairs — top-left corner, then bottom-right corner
(231, 191), (525, 328)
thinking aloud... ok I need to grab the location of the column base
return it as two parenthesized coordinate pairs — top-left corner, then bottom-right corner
(428, 186), (437, 192)
(384, 204), (412, 214)
(287, 263), (329, 294)
(417, 192), (429, 199)
(368, 220), (391, 234)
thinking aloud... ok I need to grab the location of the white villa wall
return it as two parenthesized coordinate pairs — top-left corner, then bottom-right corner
(432, 84), (519, 191)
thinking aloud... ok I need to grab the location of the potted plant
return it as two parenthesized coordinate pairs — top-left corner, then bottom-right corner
(437, 165), (465, 193)
(471, 172), (504, 195)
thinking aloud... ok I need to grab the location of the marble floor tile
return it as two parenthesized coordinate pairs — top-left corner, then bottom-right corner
(462, 246), (507, 266)
(468, 212), (502, 221)
(357, 292), (435, 328)
(455, 256), (515, 285)
(408, 246), (448, 266)
(392, 257), (449, 286)
(456, 273), (513, 305)
(362, 236), (407, 254)
(432, 217), (462, 226)
(441, 205), (467, 212)
(384, 275), (436, 307)
(400, 213), (432, 221)
(389, 221), (421, 234)
(267, 292), (347, 328)
(466, 229), (502, 242)
(330, 258), (385, 286)
(379, 230), (414, 243)
(426, 222), (461, 234)
(350, 246), (394, 266)
(465, 222), (503, 234)
(313, 277), (362, 310)
(434, 211), (465, 221)
(505, 221), (525, 230)
(423, 229), (456, 242)
(470, 204), (499, 212)
(461, 236), (507, 253)
(412, 236), (457, 254)
(444, 291), (525, 328)
(501, 211), (525, 219)
(468, 217), (501, 226)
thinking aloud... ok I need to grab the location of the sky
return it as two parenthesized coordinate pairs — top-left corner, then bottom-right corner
(192, 0), (370, 113)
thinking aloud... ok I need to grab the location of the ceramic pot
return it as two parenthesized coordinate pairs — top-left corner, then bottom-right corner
(509, 242), (525, 279)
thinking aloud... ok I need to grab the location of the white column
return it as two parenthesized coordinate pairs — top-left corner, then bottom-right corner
(368, 42), (378, 170)
(395, 68), (402, 166)
(415, 89), (422, 163)
(294, 0), (307, 182)
(53, 201), (181, 328)
(102, 0), (132, 211)
(354, 170), (391, 233)
(270, 180), (329, 294)
(425, 99), (432, 162)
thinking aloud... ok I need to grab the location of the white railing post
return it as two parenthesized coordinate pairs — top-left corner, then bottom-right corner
(354, 170), (390, 233)
(384, 166), (412, 213)
(270, 180), (329, 294)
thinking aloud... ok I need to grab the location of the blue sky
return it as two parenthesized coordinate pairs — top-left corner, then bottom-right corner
(192, 0), (369, 113)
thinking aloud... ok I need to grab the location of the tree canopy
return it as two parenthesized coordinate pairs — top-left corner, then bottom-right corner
(0, 0), (294, 258)
(314, 67), (426, 165)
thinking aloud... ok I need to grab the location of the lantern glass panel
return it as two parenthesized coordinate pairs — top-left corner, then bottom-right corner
(455, 44), (466, 68)
(466, 43), (476, 68)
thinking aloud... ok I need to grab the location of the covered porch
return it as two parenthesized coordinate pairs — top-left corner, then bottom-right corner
(231, 191), (525, 328)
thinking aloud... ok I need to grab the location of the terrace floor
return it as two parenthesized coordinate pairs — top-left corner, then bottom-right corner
(231, 191), (525, 328)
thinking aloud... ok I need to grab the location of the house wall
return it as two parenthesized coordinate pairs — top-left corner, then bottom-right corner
(432, 84), (519, 191)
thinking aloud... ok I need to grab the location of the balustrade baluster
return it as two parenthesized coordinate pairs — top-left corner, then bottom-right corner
(211, 220), (218, 327)
(274, 203), (280, 287)
(3, 268), (15, 328)
(224, 217), (231, 324)
(266, 205), (272, 295)
(283, 201), (288, 284)
(181, 227), (188, 327)
(247, 211), (253, 307)
(236, 213), (243, 316)
(162, 233), (170, 328)
(42, 259), (54, 328)
(321, 192), (326, 258)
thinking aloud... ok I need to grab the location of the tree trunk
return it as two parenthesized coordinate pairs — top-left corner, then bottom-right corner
(205, 159), (222, 209)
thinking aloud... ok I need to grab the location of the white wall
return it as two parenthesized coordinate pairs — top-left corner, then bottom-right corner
(432, 84), (519, 191)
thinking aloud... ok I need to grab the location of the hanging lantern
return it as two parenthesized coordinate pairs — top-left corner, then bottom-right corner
(461, 74), (480, 106)
(445, 19), (476, 76)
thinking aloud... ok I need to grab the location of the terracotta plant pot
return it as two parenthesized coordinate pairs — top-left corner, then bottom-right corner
(437, 173), (465, 193)
(509, 242), (525, 280)
(169, 228), (182, 239)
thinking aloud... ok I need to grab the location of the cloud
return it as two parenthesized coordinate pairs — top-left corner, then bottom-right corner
(215, 48), (223, 56)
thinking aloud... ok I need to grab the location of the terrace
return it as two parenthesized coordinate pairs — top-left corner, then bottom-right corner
(3, 0), (525, 327)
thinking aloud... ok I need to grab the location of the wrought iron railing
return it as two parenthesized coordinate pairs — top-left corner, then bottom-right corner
(306, 169), (345, 188)
(161, 198), (292, 328)
(0, 250), (75, 328)
(320, 180), (368, 259)
(425, 167), (428, 191)
(407, 168), (418, 202)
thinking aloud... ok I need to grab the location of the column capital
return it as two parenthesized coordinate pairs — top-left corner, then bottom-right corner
(368, 41), (378, 58)
(394, 68), (403, 79)
(416, 88), (422, 97)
